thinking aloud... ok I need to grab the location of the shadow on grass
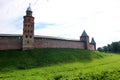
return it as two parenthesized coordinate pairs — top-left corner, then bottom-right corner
(0, 48), (104, 72)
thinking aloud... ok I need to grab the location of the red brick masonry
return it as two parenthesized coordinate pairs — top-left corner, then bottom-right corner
(0, 34), (95, 50)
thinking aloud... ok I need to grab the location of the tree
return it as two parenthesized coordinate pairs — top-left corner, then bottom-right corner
(97, 47), (103, 52)
(97, 41), (120, 53)
(103, 46), (108, 52)
(107, 44), (111, 52)
(111, 42), (120, 52)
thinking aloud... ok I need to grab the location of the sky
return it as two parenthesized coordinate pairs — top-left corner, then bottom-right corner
(0, 0), (120, 48)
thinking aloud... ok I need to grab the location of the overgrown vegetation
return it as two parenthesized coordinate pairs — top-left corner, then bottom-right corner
(97, 41), (120, 53)
(0, 48), (120, 80)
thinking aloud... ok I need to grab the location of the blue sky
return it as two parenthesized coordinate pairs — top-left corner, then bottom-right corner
(0, 0), (120, 48)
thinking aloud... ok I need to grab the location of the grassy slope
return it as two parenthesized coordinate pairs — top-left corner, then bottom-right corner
(0, 48), (120, 80)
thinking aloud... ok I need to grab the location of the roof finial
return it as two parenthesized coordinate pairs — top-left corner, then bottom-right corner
(27, 3), (32, 11)
(81, 30), (88, 37)
(29, 3), (31, 7)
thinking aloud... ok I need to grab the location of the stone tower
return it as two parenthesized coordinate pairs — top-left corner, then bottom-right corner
(91, 37), (96, 50)
(22, 5), (34, 50)
(80, 30), (89, 49)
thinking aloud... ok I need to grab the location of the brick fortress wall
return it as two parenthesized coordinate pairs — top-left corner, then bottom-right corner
(0, 35), (95, 50)
(89, 44), (95, 50)
(34, 37), (85, 49)
(0, 35), (22, 50)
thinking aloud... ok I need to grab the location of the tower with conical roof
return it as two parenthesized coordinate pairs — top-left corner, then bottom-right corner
(80, 30), (89, 49)
(91, 37), (96, 50)
(22, 4), (34, 50)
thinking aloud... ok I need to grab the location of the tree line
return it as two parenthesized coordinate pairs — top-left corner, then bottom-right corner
(97, 41), (120, 53)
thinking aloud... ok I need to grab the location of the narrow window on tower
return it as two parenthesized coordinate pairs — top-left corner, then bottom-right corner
(26, 35), (28, 38)
(30, 35), (32, 38)
(28, 24), (30, 27)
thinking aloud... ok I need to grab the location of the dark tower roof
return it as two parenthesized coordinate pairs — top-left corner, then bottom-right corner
(25, 4), (33, 16)
(81, 30), (88, 37)
(26, 4), (32, 11)
(91, 37), (96, 44)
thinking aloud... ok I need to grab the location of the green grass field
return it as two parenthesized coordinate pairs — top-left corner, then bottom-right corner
(0, 48), (120, 80)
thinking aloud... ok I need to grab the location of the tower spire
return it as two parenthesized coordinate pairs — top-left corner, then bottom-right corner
(27, 3), (32, 11)
(81, 30), (88, 37)
(29, 3), (31, 6)
(80, 30), (89, 49)
(91, 37), (96, 44)
(26, 3), (32, 16)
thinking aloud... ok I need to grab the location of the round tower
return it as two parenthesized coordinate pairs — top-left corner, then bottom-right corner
(80, 30), (89, 50)
(22, 5), (34, 50)
(91, 37), (96, 50)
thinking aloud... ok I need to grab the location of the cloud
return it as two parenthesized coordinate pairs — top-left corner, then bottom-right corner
(0, 0), (120, 48)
